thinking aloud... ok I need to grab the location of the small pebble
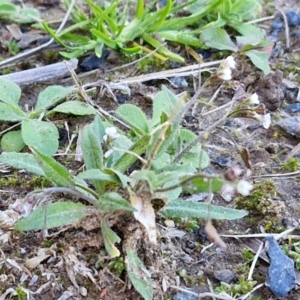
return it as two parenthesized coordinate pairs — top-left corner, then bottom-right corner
(116, 94), (128, 104)
(213, 156), (233, 167)
(266, 34), (278, 43)
(80, 50), (110, 71)
(271, 45), (284, 58)
(284, 103), (300, 113)
(195, 49), (211, 59)
(246, 124), (262, 131)
(214, 269), (237, 284)
(270, 21), (284, 31)
(174, 291), (198, 300)
(285, 11), (300, 27)
(276, 116), (300, 137)
(265, 236), (296, 297)
(170, 77), (188, 88)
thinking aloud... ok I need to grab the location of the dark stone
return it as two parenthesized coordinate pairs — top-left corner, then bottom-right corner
(276, 116), (300, 138)
(265, 236), (296, 297)
(213, 156), (233, 167)
(246, 124), (263, 131)
(170, 77), (188, 88)
(195, 49), (211, 59)
(116, 94), (128, 104)
(270, 21), (284, 31)
(284, 103), (300, 113)
(80, 50), (110, 71)
(214, 269), (237, 284)
(174, 292), (197, 300)
(285, 11), (300, 27)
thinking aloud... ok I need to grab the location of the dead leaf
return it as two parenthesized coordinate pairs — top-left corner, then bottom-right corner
(205, 221), (227, 249)
(25, 248), (56, 269)
(6, 24), (22, 40)
(128, 188), (157, 244)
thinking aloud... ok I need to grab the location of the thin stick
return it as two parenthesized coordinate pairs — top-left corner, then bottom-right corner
(173, 99), (235, 163)
(246, 16), (274, 24)
(108, 43), (167, 72)
(169, 285), (234, 300)
(248, 242), (263, 280)
(0, 59), (78, 86)
(277, 8), (290, 49)
(0, 0), (76, 68)
(240, 283), (265, 300)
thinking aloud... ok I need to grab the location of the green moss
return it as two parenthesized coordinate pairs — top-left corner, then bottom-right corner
(236, 180), (275, 214)
(0, 175), (52, 190)
(282, 157), (298, 172)
(16, 287), (27, 300)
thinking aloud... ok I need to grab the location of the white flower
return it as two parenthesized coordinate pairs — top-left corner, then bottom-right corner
(217, 68), (232, 81)
(104, 149), (113, 158)
(262, 113), (271, 129)
(237, 179), (253, 196)
(220, 183), (235, 202)
(252, 113), (271, 129)
(220, 56), (236, 69)
(103, 127), (119, 143)
(249, 93), (259, 105)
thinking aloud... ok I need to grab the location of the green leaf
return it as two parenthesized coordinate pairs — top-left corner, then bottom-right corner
(131, 170), (157, 193)
(82, 125), (103, 170)
(0, 78), (21, 104)
(97, 192), (135, 212)
(14, 202), (87, 231)
(113, 134), (150, 173)
(1, 130), (25, 152)
(91, 115), (105, 143)
(0, 152), (45, 176)
(244, 49), (270, 75)
(200, 27), (238, 52)
(21, 119), (59, 156)
(52, 101), (97, 115)
(183, 177), (223, 194)
(13, 7), (40, 23)
(116, 104), (149, 134)
(35, 85), (74, 112)
(232, 23), (263, 46)
(159, 30), (201, 47)
(105, 168), (131, 188)
(151, 85), (184, 127)
(0, 102), (26, 121)
(31, 147), (75, 187)
(125, 249), (153, 300)
(101, 218), (121, 258)
(178, 129), (210, 169)
(231, 0), (260, 21)
(160, 200), (248, 220)
(77, 169), (120, 183)
(0, 2), (17, 16)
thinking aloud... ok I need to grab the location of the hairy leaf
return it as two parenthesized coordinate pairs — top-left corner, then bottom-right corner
(200, 27), (238, 52)
(97, 192), (135, 212)
(35, 85), (74, 112)
(101, 218), (121, 258)
(245, 49), (270, 75)
(116, 104), (149, 134)
(22, 119), (59, 156)
(31, 147), (75, 187)
(160, 200), (248, 220)
(0, 152), (45, 176)
(0, 78), (21, 105)
(1, 130), (25, 152)
(52, 101), (97, 115)
(125, 249), (154, 300)
(14, 201), (87, 231)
